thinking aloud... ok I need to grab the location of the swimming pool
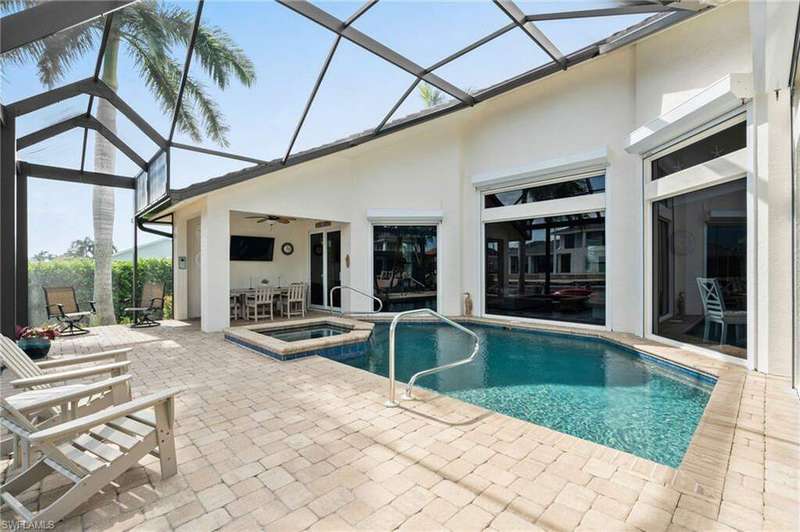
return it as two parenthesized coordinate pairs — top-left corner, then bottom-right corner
(339, 322), (714, 467)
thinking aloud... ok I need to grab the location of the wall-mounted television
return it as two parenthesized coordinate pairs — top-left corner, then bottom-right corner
(230, 235), (275, 261)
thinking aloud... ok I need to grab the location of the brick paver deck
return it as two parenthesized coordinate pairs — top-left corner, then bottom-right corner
(1, 320), (797, 531)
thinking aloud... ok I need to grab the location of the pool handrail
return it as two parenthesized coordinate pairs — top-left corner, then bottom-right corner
(328, 285), (383, 314)
(386, 308), (480, 407)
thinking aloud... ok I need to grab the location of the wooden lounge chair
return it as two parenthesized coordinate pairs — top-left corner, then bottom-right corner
(1, 375), (132, 470)
(0, 388), (182, 526)
(0, 335), (130, 393)
(43, 286), (96, 336)
(123, 282), (165, 328)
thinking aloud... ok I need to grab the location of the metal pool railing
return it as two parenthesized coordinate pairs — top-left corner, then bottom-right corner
(385, 308), (480, 407)
(328, 285), (383, 314)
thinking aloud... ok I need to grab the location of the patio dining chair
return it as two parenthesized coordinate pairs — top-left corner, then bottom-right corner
(123, 282), (165, 328)
(281, 283), (306, 319)
(0, 387), (182, 526)
(43, 287), (95, 336)
(245, 287), (276, 321)
(696, 277), (746, 345)
(230, 294), (242, 320)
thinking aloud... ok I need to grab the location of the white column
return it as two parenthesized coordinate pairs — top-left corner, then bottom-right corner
(200, 199), (230, 332)
(172, 212), (188, 320)
(749, 0), (797, 376)
(766, 90), (793, 376)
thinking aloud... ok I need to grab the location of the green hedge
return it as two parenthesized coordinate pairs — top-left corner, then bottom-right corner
(28, 258), (173, 326)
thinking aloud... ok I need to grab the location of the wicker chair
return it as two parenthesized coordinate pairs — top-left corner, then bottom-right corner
(43, 287), (95, 336)
(123, 282), (164, 328)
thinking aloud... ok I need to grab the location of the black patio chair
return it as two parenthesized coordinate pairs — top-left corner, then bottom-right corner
(124, 282), (165, 328)
(43, 286), (96, 336)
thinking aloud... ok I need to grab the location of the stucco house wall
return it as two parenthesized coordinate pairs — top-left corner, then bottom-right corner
(169, 2), (794, 377)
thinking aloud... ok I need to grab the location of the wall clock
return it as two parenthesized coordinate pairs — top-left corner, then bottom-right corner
(281, 242), (294, 256)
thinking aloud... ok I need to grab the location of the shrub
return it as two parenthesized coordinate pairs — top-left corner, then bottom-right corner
(28, 258), (173, 326)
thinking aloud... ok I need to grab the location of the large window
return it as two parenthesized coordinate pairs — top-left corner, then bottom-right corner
(485, 213), (605, 325)
(373, 225), (437, 312)
(652, 179), (747, 358)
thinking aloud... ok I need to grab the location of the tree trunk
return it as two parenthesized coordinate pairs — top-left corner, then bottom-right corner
(92, 31), (120, 325)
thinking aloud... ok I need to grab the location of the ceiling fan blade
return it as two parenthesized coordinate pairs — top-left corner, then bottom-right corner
(278, 219), (291, 224)
(244, 216), (264, 219)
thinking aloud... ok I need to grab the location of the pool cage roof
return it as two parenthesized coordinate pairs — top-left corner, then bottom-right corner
(2, 0), (714, 214)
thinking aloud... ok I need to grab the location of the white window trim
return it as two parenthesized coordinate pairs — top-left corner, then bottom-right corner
(626, 73), (752, 155)
(367, 209), (444, 225)
(367, 220), (443, 316)
(642, 111), (753, 369)
(472, 147), (608, 192)
(477, 170), (608, 330)
(482, 193), (606, 224)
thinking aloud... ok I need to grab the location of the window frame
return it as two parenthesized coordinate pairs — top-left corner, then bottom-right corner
(479, 171), (608, 330)
(367, 221), (442, 315)
(642, 109), (753, 368)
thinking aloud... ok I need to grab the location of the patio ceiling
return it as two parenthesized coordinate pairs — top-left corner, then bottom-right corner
(2, 0), (713, 196)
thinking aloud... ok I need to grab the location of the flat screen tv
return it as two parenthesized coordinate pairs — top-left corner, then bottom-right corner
(230, 235), (275, 261)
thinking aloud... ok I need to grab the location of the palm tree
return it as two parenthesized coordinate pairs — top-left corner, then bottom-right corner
(418, 82), (444, 107)
(3, 1), (255, 324)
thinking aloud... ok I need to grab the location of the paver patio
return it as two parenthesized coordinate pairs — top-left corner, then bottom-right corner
(1, 320), (797, 531)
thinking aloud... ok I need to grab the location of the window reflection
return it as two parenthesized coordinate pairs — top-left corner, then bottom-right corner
(373, 225), (437, 312)
(485, 213), (605, 325)
(651, 121), (746, 180)
(484, 175), (605, 208)
(652, 179), (747, 358)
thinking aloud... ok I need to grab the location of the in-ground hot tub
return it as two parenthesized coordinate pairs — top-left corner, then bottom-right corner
(224, 317), (373, 361)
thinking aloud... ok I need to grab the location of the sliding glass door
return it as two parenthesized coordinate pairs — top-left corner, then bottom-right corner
(309, 230), (341, 309)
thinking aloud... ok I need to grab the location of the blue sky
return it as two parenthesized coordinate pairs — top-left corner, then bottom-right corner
(3, 0), (649, 257)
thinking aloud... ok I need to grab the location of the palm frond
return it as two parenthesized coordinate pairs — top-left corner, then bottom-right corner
(122, 31), (201, 141)
(191, 24), (256, 89)
(418, 82), (445, 108)
(182, 76), (230, 146)
(0, 0), (38, 15)
(35, 23), (101, 87)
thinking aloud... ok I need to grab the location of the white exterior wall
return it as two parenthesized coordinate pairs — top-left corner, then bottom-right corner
(170, 2), (795, 376)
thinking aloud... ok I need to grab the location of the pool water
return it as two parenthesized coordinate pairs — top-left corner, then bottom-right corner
(340, 323), (714, 467)
(266, 325), (349, 342)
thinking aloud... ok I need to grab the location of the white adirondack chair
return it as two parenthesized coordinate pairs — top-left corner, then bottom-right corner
(696, 277), (746, 345)
(0, 387), (182, 526)
(0, 335), (131, 393)
(1, 375), (132, 470)
(0, 335), (132, 457)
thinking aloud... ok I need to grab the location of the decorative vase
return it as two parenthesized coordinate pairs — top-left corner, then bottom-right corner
(17, 337), (51, 359)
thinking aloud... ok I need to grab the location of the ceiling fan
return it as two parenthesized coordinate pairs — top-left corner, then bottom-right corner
(244, 215), (295, 224)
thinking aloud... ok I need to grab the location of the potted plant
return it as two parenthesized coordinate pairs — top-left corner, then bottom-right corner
(16, 324), (60, 359)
